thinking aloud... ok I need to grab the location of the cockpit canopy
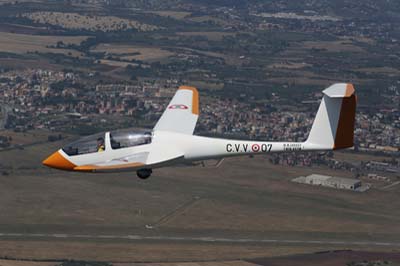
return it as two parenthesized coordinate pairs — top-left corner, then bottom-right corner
(62, 129), (152, 156)
(110, 130), (152, 149)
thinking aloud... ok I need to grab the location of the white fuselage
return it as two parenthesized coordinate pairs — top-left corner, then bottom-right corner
(59, 131), (323, 172)
(155, 131), (325, 161)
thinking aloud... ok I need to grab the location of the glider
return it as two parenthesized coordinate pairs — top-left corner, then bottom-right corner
(43, 83), (356, 179)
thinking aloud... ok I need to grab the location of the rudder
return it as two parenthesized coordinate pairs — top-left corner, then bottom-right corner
(306, 83), (356, 150)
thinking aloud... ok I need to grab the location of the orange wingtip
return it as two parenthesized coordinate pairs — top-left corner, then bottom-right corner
(178, 85), (199, 115)
(345, 83), (355, 97)
(42, 151), (76, 170)
(179, 85), (197, 92)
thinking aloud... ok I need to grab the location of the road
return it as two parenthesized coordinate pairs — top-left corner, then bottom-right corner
(0, 232), (399, 247)
(0, 103), (11, 130)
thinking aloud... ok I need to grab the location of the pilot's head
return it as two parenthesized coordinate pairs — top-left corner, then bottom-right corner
(97, 137), (104, 148)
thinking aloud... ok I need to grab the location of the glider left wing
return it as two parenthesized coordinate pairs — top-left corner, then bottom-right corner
(74, 152), (149, 171)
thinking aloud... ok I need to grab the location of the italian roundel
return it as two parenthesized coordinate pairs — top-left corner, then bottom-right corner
(168, 104), (189, 110)
(252, 144), (260, 152)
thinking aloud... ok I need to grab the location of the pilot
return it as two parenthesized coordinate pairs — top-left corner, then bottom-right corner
(144, 132), (152, 144)
(97, 137), (105, 152)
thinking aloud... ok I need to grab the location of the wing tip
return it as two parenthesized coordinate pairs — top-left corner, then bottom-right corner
(178, 85), (199, 115)
(323, 83), (355, 98)
(179, 85), (198, 92)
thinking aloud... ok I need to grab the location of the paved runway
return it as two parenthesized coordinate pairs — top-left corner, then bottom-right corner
(1, 232), (399, 247)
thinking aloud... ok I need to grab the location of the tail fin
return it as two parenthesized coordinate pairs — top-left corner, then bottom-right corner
(306, 83), (356, 150)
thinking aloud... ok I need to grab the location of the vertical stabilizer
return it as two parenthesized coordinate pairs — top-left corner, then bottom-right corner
(306, 83), (356, 150)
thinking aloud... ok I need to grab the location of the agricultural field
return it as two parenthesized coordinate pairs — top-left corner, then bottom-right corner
(0, 138), (399, 262)
(0, 32), (87, 56)
(301, 40), (366, 53)
(176, 31), (236, 41)
(22, 12), (159, 32)
(0, 0), (397, 101)
(0, 129), (60, 146)
(1, 251), (399, 265)
(145, 10), (192, 20)
(92, 44), (175, 63)
(0, 0), (44, 4)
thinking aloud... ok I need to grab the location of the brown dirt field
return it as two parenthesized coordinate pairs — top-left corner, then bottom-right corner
(1, 250), (400, 266)
(0, 0), (43, 4)
(188, 16), (229, 26)
(356, 67), (400, 76)
(145, 11), (192, 20)
(268, 62), (312, 70)
(0, 23), (53, 35)
(177, 32), (235, 41)
(169, 46), (241, 66)
(0, 260), (55, 266)
(333, 151), (393, 163)
(249, 251), (400, 266)
(99, 59), (137, 68)
(301, 40), (366, 53)
(0, 139), (399, 262)
(115, 261), (259, 266)
(0, 240), (385, 263)
(121, 51), (174, 62)
(0, 129), (63, 146)
(0, 32), (87, 56)
(190, 80), (224, 90)
(352, 36), (377, 45)
(268, 77), (334, 86)
(2, 140), (400, 232)
(92, 44), (175, 62)
(0, 58), (62, 71)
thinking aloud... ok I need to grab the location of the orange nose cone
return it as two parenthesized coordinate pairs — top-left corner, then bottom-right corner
(42, 151), (76, 171)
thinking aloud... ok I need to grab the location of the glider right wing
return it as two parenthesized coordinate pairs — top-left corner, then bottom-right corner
(153, 86), (199, 135)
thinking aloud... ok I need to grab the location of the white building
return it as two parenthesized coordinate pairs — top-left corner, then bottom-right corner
(293, 174), (362, 191)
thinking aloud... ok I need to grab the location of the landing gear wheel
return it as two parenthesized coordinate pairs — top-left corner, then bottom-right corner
(137, 169), (152, 179)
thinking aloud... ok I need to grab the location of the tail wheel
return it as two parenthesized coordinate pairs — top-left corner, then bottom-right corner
(137, 168), (152, 179)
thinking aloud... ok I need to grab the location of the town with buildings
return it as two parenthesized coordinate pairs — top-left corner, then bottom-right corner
(0, 69), (398, 151)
